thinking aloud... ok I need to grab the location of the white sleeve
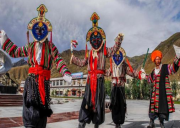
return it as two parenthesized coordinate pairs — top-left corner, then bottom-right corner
(173, 45), (180, 59)
(0, 30), (8, 47)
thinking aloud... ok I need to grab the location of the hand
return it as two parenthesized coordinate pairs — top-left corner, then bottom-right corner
(115, 33), (124, 42)
(0, 30), (7, 46)
(139, 68), (146, 79)
(71, 40), (78, 54)
(118, 33), (124, 41)
(63, 74), (72, 84)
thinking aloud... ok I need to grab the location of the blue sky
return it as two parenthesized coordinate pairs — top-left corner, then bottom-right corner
(0, 0), (180, 63)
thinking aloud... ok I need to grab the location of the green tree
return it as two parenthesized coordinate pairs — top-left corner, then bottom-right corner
(51, 90), (55, 96)
(65, 90), (70, 96)
(171, 80), (180, 100)
(131, 78), (140, 99)
(105, 80), (111, 96)
(125, 86), (131, 99)
(141, 79), (150, 100)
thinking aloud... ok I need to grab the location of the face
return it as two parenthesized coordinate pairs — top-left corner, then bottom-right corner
(32, 22), (48, 41)
(154, 56), (161, 66)
(90, 31), (103, 50)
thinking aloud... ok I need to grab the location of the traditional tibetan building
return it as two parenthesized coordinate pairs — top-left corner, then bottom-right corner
(20, 75), (88, 97)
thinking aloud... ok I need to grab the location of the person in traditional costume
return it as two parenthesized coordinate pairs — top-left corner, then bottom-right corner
(70, 12), (124, 128)
(0, 4), (72, 128)
(105, 47), (139, 128)
(139, 47), (180, 128)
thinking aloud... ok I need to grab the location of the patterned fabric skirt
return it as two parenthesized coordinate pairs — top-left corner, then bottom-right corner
(109, 86), (126, 125)
(23, 74), (52, 128)
(79, 77), (105, 125)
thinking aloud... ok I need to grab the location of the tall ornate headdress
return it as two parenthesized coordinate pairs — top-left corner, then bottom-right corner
(27, 4), (52, 43)
(85, 12), (106, 58)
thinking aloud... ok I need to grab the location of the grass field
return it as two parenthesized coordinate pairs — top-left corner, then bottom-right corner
(174, 101), (180, 104)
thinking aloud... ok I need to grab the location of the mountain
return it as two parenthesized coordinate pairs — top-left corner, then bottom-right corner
(7, 32), (180, 84)
(13, 58), (27, 67)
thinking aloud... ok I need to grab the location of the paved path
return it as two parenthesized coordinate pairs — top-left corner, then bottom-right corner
(41, 100), (180, 128)
(0, 100), (179, 128)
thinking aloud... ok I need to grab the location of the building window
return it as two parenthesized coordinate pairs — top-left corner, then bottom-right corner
(53, 81), (55, 86)
(60, 80), (63, 85)
(77, 80), (80, 85)
(83, 79), (86, 85)
(60, 91), (63, 95)
(56, 91), (59, 95)
(72, 90), (76, 96)
(56, 81), (59, 86)
(73, 80), (76, 85)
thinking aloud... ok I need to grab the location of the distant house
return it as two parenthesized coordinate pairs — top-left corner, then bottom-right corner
(0, 73), (19, 87)
(125, 75), (133, 86)
(19, 81), (25, 93)
(20, 75), (87, 97)
(50, 75), (87, 97)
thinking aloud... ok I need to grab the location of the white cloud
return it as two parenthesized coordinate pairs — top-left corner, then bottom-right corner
(0, 0), (180, 58)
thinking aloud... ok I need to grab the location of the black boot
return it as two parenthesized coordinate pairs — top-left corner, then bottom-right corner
(115, 124), (121, 128)
(78, 122), (86, 128)
(160, 120), (165, 128)
(147, 119), (155, 128)
(94, 124), (99, 128)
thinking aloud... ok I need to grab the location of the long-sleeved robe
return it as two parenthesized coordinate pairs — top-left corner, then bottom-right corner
(71, 41), (121, 125)
(146, 56), (180, 121)
(1, 38), (70, 128)
(106, 61), (138, 125)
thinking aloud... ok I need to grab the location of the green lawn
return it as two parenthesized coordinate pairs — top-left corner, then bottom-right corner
(174, 101), (180, 104)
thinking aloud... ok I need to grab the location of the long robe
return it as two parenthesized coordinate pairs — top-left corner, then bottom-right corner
(2, 38), (71, 127)
(106, 62), (138, 125)
(71, 41), (122, 125)
(146, 56), (180, 120)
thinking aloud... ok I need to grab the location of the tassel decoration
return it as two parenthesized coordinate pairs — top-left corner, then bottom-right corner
(26, 31), (30, 54)
(126, 58), (134, 73)
(85, 42), (88, 58)
(110, 57), (113, 73)
(104, 40), (107, 56)
(50, 31), (53, 52)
